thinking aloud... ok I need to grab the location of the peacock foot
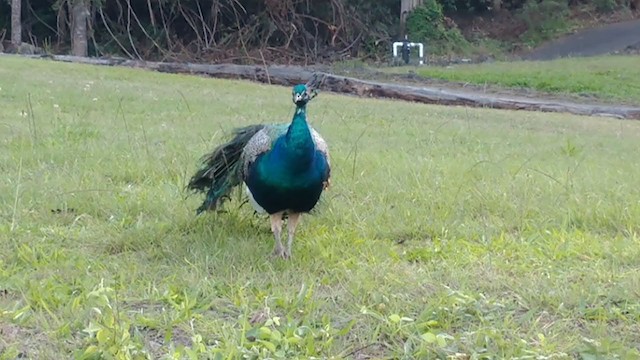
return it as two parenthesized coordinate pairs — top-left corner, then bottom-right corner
(271, 246), (289, 259)
(323, 178), (331, 190)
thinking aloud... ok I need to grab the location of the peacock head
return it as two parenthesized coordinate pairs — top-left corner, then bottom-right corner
(292, 84), (316, 107)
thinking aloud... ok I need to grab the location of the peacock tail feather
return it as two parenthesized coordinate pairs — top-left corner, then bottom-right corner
(187, 124), (265, 214)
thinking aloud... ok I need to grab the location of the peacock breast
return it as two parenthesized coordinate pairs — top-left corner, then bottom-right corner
(244, 151), (327, 214)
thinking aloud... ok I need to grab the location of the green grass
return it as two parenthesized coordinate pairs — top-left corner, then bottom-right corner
(2, 55), (640, 359)
(386, 56), (640, 105)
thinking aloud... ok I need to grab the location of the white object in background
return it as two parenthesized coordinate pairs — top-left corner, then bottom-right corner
(392, 42), (425, 65)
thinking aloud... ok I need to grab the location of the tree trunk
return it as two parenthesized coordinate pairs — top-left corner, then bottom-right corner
(400, 0), (423, 35)
(11, 0), (22, 46)
(71, 0), (89, 57)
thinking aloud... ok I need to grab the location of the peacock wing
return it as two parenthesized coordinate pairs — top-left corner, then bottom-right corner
(240, 124), (288, 178)
(310, 127), (329, 164)
(310, 127), (331, 188)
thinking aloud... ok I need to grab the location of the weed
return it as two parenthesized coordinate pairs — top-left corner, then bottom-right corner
(1, 56), (640, 358)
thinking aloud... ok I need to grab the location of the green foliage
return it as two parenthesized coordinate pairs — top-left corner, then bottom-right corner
(405, 0), (471, 55)
(388, 55), (640, 104)
(519, 0), (571, 47)
(439, 0), (494, 12)
(346, 0), (399, 34)
(593, 0), (620, 12)
(406, 0), (446, 40)
(1, 0), (640, 63)
(2, 57), (640, 358)
(76, 282), (150, 359)
(241, 314), (349, 358)
(1, 0), (637, 61)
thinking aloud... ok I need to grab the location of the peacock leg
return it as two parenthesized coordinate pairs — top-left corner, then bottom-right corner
(270, 212), (286, 258)
(285, 213), (302, 259)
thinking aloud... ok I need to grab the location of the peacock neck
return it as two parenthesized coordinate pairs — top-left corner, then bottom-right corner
(285, 104), (313, 152)
(259, 103), (316, 177)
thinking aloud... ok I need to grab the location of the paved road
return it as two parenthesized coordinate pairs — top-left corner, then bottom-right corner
(524, 19), (640, 60)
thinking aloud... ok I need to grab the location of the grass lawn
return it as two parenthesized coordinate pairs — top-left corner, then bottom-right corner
(384, 55), (640, 105)
(1, 55), (640, 359)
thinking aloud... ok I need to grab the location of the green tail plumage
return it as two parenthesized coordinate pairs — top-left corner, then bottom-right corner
(187, 124), (265, 214)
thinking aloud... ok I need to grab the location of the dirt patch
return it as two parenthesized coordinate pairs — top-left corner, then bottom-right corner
(342, 342), (391, 360)
(140, 326), (193, 358)
(0, 322), (50, 358)
(0, 323), (21, 346)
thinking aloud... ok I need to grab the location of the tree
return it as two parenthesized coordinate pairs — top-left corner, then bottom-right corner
(11, 0), (21, 45)
(400, 0), (423, 34)
(71, 0), (89, 56)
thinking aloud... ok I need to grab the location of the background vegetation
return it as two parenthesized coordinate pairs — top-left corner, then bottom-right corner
(1, 0), (638, 62)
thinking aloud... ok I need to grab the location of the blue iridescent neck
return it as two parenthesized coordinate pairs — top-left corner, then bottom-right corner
(287, 103), (309, 138)
(283, 103), (313, 158)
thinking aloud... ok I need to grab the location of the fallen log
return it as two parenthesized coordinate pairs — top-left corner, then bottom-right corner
(11, 54), (640, 120)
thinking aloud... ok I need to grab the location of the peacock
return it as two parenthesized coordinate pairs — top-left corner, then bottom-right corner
(187, 77), (331, 259)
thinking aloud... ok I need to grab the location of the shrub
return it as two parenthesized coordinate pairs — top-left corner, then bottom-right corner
(405, 0), (470, 55)
(518, 0), (570, 47)
(593, 0), (620, 12)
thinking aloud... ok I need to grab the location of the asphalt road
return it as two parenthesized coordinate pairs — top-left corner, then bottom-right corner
(524, 19), (640, 60)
